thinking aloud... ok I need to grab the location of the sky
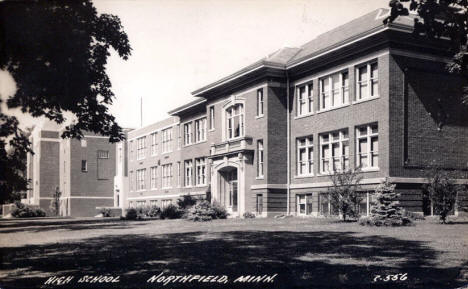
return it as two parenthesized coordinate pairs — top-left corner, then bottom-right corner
(1, 0), (391, 130)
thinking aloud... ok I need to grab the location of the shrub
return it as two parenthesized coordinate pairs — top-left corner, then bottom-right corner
(177, 195), (197, 210)
(160, 204), (183, 219)
(212, 201), (228, 219)
(187, 201), (228, 222)
(146, 205), (161, 218)
(100, 208), (112, 217)
(125, 208), (139, 220)
(11, 202), (46, 218)
(243, 212), (256, 219)
(403, 210), (425, 221)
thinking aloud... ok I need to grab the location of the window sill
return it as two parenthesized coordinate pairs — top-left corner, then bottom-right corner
(161, 151), (172, 155)
(208, 128), (215, 132)
(195, 184), (207, 187)
(360, 167), (380, 172)
(352, 95), (380, 105)
(294, 174), (314, 179)
(256, 176), (264, 180)
(294, 112), (314, 120)
(316, 103), (350, 114)
(255, 115), (264, 119)
(161, 187), (172, 190)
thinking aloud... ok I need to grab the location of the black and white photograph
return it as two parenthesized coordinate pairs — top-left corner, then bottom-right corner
(1, 0), (468, 288)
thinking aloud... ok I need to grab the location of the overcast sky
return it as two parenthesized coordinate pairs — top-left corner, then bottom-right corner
(1, 0), (391, 130)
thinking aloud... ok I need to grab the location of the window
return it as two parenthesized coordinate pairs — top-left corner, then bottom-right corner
(81, 160), (87, 172)
(150, 166), (158, 189)
(319, 71), (349, 110)
(297, 83), (314, 116)
(195, 158), (206, 186)
(162, 128), (172, 153)
(297, 194), (313, 215)
(356, 123), (379, 169)
(297, 136), (314, 176)
(162, 164), (172, 188)
(184, 160), (193, 187)
(161, 199), (172, 209)
(128, 201), (134, 208)
(136, 136), (146, 160)
(195, 118), (206, 143)
(129, 140), (134, 161)
(356, 62), (378, 100)
(129, 171), (134, 191)
(320, 129), (349, 173)
(151, 132), (158, 155)
(184, 122), (192, 145)
(150, 200), (158, 207)
(136, 169), (146, 191)
(209, 106), (215, 130)
(177, 161), (181, 187)
(136, 200), (146, 208)
(257, 140), (264, 177)
(226, 104), (244, 139)
(81, 139), (87, 147)
(257, 89), (264, 117)
(177, 124), (181, 149)
(97, 150), (109, 159)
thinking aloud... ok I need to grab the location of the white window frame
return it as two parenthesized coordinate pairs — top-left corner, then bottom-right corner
(356, 123), (379, 170)
(195, 158), (206, 186)
(184, 122), (193, 145)
(129, 140), (134, 161)
(185, 160), (193, 187)
(81, 160), (88, 172)
(129, 171), (134, 191)
(136, 168), (146, 191)
(257, 140), (264, 178)
(226, 103), (244, 140)
(256, 89), (264, 117)
(177, 161), (181, 187)
(195, 118), (206, 143)
(150, 166), (158, 189)
(162, 164), (172, 188)
(161, 128), (172, 153)
(209, 105), (215, 130)
(320, 129), (349, 174)
(297, 136), (314, 176)
(136, 136), (146, 160)
(150, 132), (158, 156)
(319, 70), (349, 110)
(356, 61), (379, 101)
(97, 150), (109, 159)
(297, 83), (314, 116)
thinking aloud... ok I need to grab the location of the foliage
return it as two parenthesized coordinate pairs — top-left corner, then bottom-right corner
(177, 195), (198, 210)
(364, 180), (412, 226)
(100, 208), (112, 217)
(385, 0), (468, 104)
(124, 208), (139, 220)
(11, 201), (46, 218)
(243, 212), (256, 219)
(160, 204), (183, 220)
(0, 0), (131, 204)
(423, 167), (465, 224)
(49, 187), (61, 216)
(187, 200), (228, 222)
(402, 209), (425, 221)
(146, 205), (161, 218)
(327, 168), (363, 221)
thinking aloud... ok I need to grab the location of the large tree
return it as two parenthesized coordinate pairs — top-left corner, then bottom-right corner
(386, 0), (468, 104)
(0, 0), (131, 202)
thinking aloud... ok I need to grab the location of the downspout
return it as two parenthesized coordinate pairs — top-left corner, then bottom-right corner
(286, 70), (291, 215)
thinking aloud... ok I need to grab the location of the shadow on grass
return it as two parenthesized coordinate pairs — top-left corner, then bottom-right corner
(0, 218), (151, 233)
(0, 229), (466, 289)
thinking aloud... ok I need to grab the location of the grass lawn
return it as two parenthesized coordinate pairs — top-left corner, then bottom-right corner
(0, 216), (467, 289)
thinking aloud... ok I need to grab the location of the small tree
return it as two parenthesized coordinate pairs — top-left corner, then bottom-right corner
(328, 168), (363, 221)
(367, 179), (412, 226)
(49, 186), (61, 216)
(423, 167), (460, 224)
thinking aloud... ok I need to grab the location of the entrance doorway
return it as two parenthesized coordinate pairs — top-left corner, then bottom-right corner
(219, 167), (238, 213)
